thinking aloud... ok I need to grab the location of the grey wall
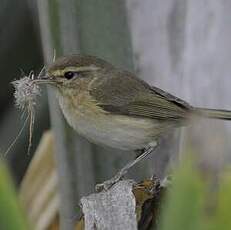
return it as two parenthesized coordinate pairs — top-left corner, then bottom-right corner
(126, 0), (231, 172)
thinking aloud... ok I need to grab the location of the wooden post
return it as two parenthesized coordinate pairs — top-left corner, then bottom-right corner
(37, 0), (138, 229)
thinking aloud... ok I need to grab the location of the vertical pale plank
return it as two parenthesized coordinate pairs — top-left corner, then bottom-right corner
(179, 0), (231, 172)
(37, 1), (86, 229)
(126, 0), (184, 177)
(37, 0), (136, 229)
(74, 0), (144, 183)
(126, 0), (231, 174)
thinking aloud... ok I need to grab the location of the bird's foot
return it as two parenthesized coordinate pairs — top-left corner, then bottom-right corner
(95, 142), (157, 192)
(95, 169), (127, 192)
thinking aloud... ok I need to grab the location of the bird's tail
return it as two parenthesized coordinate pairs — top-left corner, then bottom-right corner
(195, 108), (231, 120)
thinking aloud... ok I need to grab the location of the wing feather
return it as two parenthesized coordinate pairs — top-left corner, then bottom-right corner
(90, 70), (192, 121)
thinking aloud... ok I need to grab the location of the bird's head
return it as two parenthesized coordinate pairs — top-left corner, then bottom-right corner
(39, 54), (113, 93)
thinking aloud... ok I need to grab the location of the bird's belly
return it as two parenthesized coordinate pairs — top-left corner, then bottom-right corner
(61, 106), (161, 150)
(58, 93), (166, 150)
(81, 117), (160, 150)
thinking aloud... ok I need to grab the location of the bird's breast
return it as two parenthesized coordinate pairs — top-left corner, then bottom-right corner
(57, 91), (163, 150)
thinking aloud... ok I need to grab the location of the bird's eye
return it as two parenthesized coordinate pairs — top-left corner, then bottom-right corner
(64, 71), (75, 80)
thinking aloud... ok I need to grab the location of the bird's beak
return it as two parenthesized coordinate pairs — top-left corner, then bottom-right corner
(32, 67), (54, 84)
(39, 74), (53, 80)
(34, 74), (56, 85)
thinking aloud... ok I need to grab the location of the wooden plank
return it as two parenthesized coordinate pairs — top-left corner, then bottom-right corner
(37, 1), (84, 229)
(37, 0), (136, 229)
(74, 0), (140, 183)
(126, 0), (231, 174)
(126, 0), (183, 177)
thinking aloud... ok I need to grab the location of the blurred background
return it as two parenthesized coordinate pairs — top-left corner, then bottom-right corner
(0, 0), (49, 184)
(1, 0), (231, 229)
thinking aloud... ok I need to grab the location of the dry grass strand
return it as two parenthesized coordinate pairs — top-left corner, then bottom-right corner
(6, 72), (42, 156)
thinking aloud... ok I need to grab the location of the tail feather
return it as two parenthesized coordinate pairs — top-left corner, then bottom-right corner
(195, 108), (231, 120)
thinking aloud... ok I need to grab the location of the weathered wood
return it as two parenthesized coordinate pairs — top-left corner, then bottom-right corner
(81, 180), (137, 230)
(125, 0), (183, 178)
(37, 0), (136, 229)
(74, 0), (143, 183)
(19, 132), (164, 230)
(77, 178), (164, 230)
(19, 131), (59, 230)
(176, 0), (231, 172)
(125, 0), (231, 174)
(37, 1), (83, 229)
(36, 1), (231, 229)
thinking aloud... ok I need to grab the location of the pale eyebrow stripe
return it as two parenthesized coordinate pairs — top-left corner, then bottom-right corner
(52, 66), (99, 76)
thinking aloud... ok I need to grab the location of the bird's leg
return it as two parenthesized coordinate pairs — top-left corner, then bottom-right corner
(95, 141), (158, 191)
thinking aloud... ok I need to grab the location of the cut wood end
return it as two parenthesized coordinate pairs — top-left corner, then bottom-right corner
(77, 178), (166, 230)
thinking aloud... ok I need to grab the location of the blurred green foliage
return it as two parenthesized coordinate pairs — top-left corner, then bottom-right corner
(158, 156), (231, 230)
(1, 154), (231, 230)
(0, 161), (28, 230)
(208, 170), (231, 230)
(158, 157), (205, 230)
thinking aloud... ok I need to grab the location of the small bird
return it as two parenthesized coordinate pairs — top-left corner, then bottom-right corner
(40, 54), (231, 190)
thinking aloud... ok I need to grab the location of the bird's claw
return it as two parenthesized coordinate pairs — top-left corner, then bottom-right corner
(95, 171), (125, 192)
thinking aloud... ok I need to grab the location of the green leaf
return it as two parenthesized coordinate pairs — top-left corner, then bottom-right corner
(209, 170), (231, 230)
(158, 156), (205, 230)
(0, 162), (28, 230)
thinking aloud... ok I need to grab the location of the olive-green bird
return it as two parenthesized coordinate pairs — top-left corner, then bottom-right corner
(39, 55), (231, 190)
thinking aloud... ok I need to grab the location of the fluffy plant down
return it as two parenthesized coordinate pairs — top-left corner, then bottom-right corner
(12, 72), (41, 111)
(9, 72), (42, 155)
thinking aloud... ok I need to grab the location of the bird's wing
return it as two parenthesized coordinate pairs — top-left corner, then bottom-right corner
(90, 70), (192, 121)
